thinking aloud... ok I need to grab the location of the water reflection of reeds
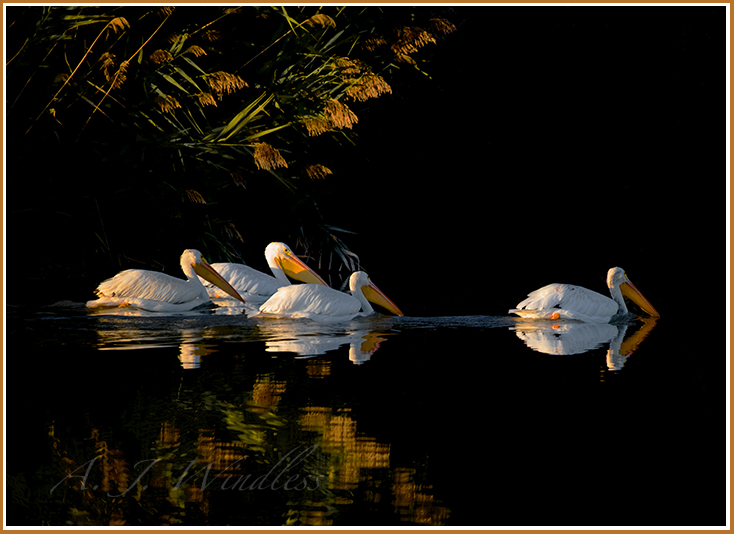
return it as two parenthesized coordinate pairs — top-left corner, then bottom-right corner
(393, 468), (451, 525)
(40, 338), (450, 526)
(10, 303), (719, 527)
(297, 406), (449, 525)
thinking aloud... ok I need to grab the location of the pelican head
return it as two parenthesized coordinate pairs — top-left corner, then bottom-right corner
(183, 249), (246, 303)
(606, 267), (659, 317)
(264, 242), (328, 286)
(350, 271), (404, 316)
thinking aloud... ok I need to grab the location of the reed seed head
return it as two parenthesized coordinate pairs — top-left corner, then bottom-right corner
(305, 164), (333, 180)
(253, 143), (288, 171)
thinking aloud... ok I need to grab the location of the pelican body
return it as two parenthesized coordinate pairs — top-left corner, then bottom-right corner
(257, 271), (403, 322)
(509, 267), (659, 323)
(203, 242), (328, 303)
(87, 249), (245, 312)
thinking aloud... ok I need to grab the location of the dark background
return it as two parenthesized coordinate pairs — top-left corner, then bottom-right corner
(332, 6), (724, 318)
(7, 6), (725, 317)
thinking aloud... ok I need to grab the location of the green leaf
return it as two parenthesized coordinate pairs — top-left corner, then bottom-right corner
(280, 7), (299, 35)
(181, 55), (208, 75)
(181, 109), (204, 135)
(323, 224), (357, 235)
(322, 29), (345, 52)
(211, 92), (275, 142)
(170, 32), (188, 56)
(173, 66), (202, 92)
(138, 111), (165, 133)
(160, 73), (189, 94)
(243, 122), (292, 141)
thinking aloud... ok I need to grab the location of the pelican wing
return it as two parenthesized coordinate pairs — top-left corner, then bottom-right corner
(95, 269), (205, 304)
(207, 263), (284, 300)
(511, 283), (619, 322)
(258, 285), (361, 320)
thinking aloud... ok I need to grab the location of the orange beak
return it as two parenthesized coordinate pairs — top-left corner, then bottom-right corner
(620, 278), (660, 318)
(362, 281), (404, 316)
(193, 259), (246, 303)
(275, 253), (328, 286)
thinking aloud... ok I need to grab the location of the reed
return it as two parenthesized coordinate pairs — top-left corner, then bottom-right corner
(7, 5), (457, 272)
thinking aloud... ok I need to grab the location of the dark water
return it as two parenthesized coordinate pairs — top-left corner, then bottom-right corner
(6, 302), (725, 526)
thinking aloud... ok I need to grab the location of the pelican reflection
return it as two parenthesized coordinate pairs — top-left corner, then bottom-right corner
(511, 318), (657, 370)
(95, 324), (218, 369)
(256, 319), (393, 364)
(178, 329), (218, 369)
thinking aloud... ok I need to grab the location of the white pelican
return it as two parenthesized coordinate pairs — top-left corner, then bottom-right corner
(509, 267), (659, 323)
(86, 249), (245, 312)
(257, 271), (403, 322)
(202, 242), (328, 303)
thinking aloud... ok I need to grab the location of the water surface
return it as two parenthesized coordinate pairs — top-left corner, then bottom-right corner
(5, 302), (724, 526)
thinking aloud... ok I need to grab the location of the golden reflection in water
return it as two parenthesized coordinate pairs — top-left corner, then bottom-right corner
(298, 406), (450, 525)
(46, 397), (450, 526)
(62, 319), (448, 525)
(91, 429), (132, 510)
(392, 468), (451, 525)
(306, 359), (332, 378)
(151, 423), (253, 518)
(510, 317), (658, 371)
(252, 375), (287, 408)
(196, 429), (248, 477)
(300, 407), (390, 491)
(47, 424), (140, 525)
